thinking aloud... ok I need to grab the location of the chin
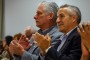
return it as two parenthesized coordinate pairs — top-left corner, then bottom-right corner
(36, 25), (42, 28)
(59, 28), (64, 32)
(36, 24), (39, 27)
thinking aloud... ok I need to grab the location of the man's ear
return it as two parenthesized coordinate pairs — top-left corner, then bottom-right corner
(48, 12), (54, 20)
(72, 15), (78, 23)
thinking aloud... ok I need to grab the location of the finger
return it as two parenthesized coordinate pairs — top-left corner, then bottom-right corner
(81, 24), (85, 32)
(21, 37), (29, 42)
(25, 38), (29, 42)
(19, 35), (28, 43)
(19, 35), (24, 41)
(13, 40), (19, 46)
(35, 32), (44, 38)
(32, 34), (37, 40)
(45, 33), (50, 39)
(33, 41), (37, 44)
(32, 33), (42, 43)
(77, 26), (85, 41)
(87, 21), (90, 30)
(22, 35), (27, 41)
(82, 22), (87, 30)
(32, 34), (39, 43)
(46, 33), (50, 39)
(14, 37), (18, 40)
(78, 24), (84, 33)
(33, 41), (39, 46)
(77, 27), (82, 35)
(83, 22), (89, 32)
(10, 41), (15, 46)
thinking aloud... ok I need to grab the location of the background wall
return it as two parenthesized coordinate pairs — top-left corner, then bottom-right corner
(0, 0), (3, 40)
(3, 0), (90, 37)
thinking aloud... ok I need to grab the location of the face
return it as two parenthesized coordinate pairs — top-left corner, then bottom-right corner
(56, 8), (75, 34)
(34, 5), (49, 28)
(25, 30), (31, 36)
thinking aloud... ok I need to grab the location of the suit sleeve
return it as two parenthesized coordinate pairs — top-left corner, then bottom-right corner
(44, 35), (82, 60)
(21, 51), (39, 60)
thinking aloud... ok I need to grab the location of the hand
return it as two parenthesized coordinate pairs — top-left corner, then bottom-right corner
(77, 22), (90, 49)
(81, 43), (89, 57)
(32, 32), (51, 55)
(9, 45), (14, 57)
(18, 35), (32, 50)
(9, 40), (25, 56)
(80, 43), (90, 60)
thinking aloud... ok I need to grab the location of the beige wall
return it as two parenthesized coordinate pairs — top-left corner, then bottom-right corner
(4, 0), (90, 36)
(0, 0), (3, 40)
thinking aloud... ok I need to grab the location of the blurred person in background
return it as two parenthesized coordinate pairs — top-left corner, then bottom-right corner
(1, 35), (13, 60)
(24, 26), (36, 40)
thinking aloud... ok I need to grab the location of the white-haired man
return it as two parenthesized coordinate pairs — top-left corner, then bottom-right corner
(9, 1), (62, 60)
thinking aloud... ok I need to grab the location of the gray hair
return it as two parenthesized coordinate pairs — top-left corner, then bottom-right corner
(39, 1), (59, 22)
(60, 4), (81, 24)
(24, 26), (36, 34)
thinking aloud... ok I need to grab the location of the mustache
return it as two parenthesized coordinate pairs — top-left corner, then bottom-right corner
(35, 21), (39, 22)
(57, 23), (64, 26)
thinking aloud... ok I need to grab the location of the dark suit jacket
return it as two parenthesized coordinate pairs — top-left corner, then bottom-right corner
(39, 28), (82, 60)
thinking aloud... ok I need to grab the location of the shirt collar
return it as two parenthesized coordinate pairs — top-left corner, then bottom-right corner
(60, 26), (77, 40)
(38, 25), (56, 35)
(65, 26), (77, 36)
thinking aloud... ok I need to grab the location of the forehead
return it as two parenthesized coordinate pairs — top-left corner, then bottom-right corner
(58, 8), (69, 14)
(37, 5), (45, 13)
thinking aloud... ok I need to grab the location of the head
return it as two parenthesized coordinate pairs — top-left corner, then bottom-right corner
(34, 1), (59, 30)
(2, 35), (13, 48)
(0, 41), (3, 54)
(24, 26), (36, 39)
(56, 4), (81, 34)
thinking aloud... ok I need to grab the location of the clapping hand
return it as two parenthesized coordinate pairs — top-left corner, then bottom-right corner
(32, 32), (51, 55)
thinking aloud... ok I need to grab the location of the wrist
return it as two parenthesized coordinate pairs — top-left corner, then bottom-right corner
(40, 50), (46, 56)
(19, 49), (25, 56)
(40, 46), (51, 56)
(45, 46), (51, 53)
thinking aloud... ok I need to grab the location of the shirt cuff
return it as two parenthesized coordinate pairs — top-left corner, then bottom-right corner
(45, 46), (51, 53)
(39, 54), (45, 60)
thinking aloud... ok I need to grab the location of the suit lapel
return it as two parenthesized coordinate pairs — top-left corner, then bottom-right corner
(58, 28), (77, 55)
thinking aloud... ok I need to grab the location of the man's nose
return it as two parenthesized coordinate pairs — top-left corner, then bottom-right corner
(34, 15), (37, 19)
(56, 18), (60, 23)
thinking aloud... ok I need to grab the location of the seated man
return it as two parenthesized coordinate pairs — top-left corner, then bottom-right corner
(33, 4), (82, 60)
(9, 1), (62, 60)
(78, 22), (90, 60)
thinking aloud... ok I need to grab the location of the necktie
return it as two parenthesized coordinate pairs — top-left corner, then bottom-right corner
(53, 40), (61, 49)
(57, 35), (67, 51)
